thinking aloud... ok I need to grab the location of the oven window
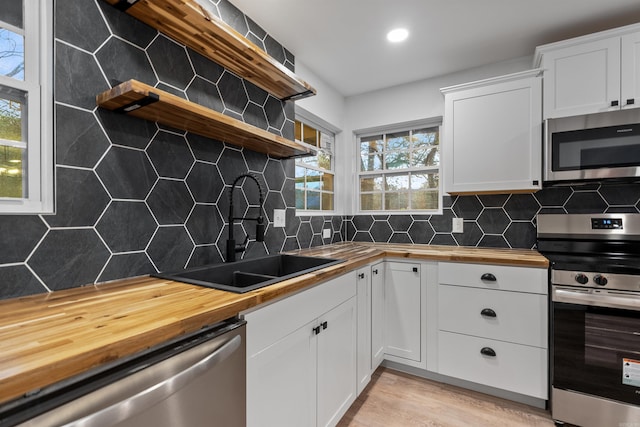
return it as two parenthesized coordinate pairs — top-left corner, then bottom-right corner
(554, 302), (640, 406)
(552, 126), (640, 171)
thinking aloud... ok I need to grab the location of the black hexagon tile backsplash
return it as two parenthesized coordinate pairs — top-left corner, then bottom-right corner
(4, 0), (640, 300)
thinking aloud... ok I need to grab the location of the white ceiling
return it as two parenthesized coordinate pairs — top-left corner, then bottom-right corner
(228, 0), (640, 97)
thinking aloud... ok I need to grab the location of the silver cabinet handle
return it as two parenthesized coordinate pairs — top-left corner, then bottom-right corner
(65, 335), (242, 427)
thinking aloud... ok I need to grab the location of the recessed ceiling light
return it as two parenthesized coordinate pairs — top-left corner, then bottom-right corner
(387, 28), (409, 43)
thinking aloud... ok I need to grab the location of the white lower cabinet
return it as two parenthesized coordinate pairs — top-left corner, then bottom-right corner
(244, 273), (357, 427)
(436, 262), (548, 399)
(356, 266), (371, 395)
(370, 262), (385, 370)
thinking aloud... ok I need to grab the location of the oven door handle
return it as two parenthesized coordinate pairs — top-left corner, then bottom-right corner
(553, 286), (640, 311)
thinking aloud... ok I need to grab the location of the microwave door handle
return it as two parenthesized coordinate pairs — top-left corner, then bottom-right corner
(64, 335), (242, 427)
(553, 287), (640, 311)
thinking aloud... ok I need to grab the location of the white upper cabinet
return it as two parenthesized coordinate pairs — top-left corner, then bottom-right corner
(441, 70), (542, 195)
(536, 23), (640, 119)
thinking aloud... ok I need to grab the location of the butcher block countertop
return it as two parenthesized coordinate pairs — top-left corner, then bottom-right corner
(0, 242), (548, 407)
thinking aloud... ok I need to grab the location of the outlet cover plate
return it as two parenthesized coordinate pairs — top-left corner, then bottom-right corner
(452, 218), (464, 233)
(274, 209), (286, 227)
(323, 228), (331, 239)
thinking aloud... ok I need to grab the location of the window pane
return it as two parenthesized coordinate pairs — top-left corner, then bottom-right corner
(0, 145), (23, 198)
(361, 154), (383, 171)
(0, 87), (25, 143)
(302, 123), (317, 147)
(385, 151), (409, 169)
(385, 192), (409, 210)
(322, 173), (333, 192)
(295, 166), (306, 188)
(360, 135), (383, 155)
(386, 131), (410, 150)
(0, 28), (24, 80)
(307, 169), (321, 190)
(295, 189), (305, 209)
(307, 190), (320, 210)
(411, 173), (439, 190)
(412, 128), (438, 147)
(0, 1), (23, 29)
(295, 120), (302, 142)
(412, 147), (439, 167)
(385, 174), (409, 191)
(360, 176), (383, 192)
(411, 190), (439, 210)
(322, 193), (333, 211)
(361, 193), (382, 211)
(300, 155), (318, 167)
(317, 153), (331, 170)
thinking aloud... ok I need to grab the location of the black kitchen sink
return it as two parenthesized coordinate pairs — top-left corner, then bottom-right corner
(153, 254), (344, 293)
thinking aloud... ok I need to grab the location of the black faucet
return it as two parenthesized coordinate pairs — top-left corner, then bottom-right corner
(226, 173), (265, 262)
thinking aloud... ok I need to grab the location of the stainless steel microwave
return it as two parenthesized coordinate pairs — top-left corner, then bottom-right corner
(544, 109), (640, 184)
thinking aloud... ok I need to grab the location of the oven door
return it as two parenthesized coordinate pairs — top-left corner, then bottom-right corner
(552, 285), (640, 406)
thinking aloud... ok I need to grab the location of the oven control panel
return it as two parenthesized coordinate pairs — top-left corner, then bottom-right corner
(591, 218), (623, 229)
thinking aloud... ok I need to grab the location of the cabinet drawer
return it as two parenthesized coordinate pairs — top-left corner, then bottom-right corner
(244, 272), (356, 356)
(438, 284), (547, 347)
(437, 331), (548, 399)
(439, 262), (547, 294)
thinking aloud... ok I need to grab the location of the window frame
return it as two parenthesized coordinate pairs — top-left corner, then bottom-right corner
(294, 115), (337, 215)
(355, 118), (442, 215)
(0, 0), (54, 214)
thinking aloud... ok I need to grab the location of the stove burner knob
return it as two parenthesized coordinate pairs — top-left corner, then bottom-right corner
(575, 273), (589, 284)
(593, 274), (608, 286)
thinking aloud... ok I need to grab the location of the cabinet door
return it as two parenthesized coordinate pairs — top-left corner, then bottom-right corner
(317, 297), (357, 427)
(443, 74), (542, 194)
(356, 267), (371, 395)
(370, 262), (385, 369)
(542, 37), (621, 118)
(247, 322), (317, 427)
(384, 262), (421, 362)
(622, 31), (640, 110)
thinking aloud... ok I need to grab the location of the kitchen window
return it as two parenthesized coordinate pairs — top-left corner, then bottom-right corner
(0, 1), (53, 213)
(357, 121), (441, 213)
(294, 119), (335, 212)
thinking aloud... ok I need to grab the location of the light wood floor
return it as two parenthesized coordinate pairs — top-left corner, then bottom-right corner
(337, 367), (555, 427)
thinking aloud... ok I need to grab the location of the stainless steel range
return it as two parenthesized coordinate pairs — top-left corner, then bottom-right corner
(537, 214), (640, 427)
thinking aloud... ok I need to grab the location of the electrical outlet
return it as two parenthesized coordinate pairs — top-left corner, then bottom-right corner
(273, 209), (286, 227)
(323, 228), (331, 239)
(452, 218), (464, 233)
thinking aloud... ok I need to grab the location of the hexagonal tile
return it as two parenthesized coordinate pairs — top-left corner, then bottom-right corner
(96, 201), (157, 252)
(240, 174), (267, 207)
(245, 81), (269, 106)
(452, 195), (483, 220)
(429, 208), (455, 233)
(265, 191), (286, 221)
(599, 183), (640, 206)
(147, 35), (194, 90)
(344, 219), (356, 241)
(218, 148), (249, 185)
(186, 77), (224, 113)
(186, 162), (225, 203)
(389, 233), (412, 244)
(478, 194), (509, 208)
(478, 235), (510, 248)
(265, 226), (285, 254)
(477, 208), (510, 234)
(504, 222), (537, 249)
(408, 221), (435, 244)
(97, 108), (156, 150)
(246, 19), (266, 50)
(147, 179), (194, 225)
(186, 204), (224, 245)
(188, 245), (223, 268)
(218, 72), (249, 116)
(564, 191), (608, 214)
(353, 231), (373, 242)
(264, 96), (286, 131)
(95, 37), (157, 86)
(97, 1), (157, 49)
(186, 133), (224, 163)
(388, 215), (412, 232)
(188, 49), (225, 84)
(243, 102), (269, 131)
(0, 265), (46, 299)
(244, 241), (268, 259)
(453, 221), (483, 247)
(28, 229), (110, 291)
(56, 0), (110, 58)
(218, 186), (249, 224)
(504, 194), (540, 221)
(352, 215), (374, 231)
(264, 159), (286, 191)
(297, 222), (313, 248)
(285, 208), (301, 236)
(534, 187), (573, 207)
(264, 34), (286, 65)
(147, 132), (194, 179)
(0, 216), (48, 264)
(44, 167), (110, 228)
(218, 1), (248, 35)
(430, 234), (456, 246)
(243, 149), (269, 173)
(56, 41), (109, 110)
(98, 253), (155, 283)
(96, 146), (157, 200)
(283, 237), (299, 251)
(56, 105), (110, 168)
(147, 226), (194, 271)
(370, 221), (392, 242)
(311, 216), (324, 234)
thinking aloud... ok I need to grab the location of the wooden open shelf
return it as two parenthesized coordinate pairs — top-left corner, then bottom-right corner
(97, 80), (315, 158)
(103, 0), (316, 101)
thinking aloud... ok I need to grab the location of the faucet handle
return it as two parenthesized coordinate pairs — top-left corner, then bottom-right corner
(256, 221), (265, 242)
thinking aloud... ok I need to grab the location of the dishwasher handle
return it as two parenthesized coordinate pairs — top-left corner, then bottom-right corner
(66, 334), (242, 427)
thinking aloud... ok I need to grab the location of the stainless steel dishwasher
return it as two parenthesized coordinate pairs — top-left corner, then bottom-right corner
(0, 317), (245, 427)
